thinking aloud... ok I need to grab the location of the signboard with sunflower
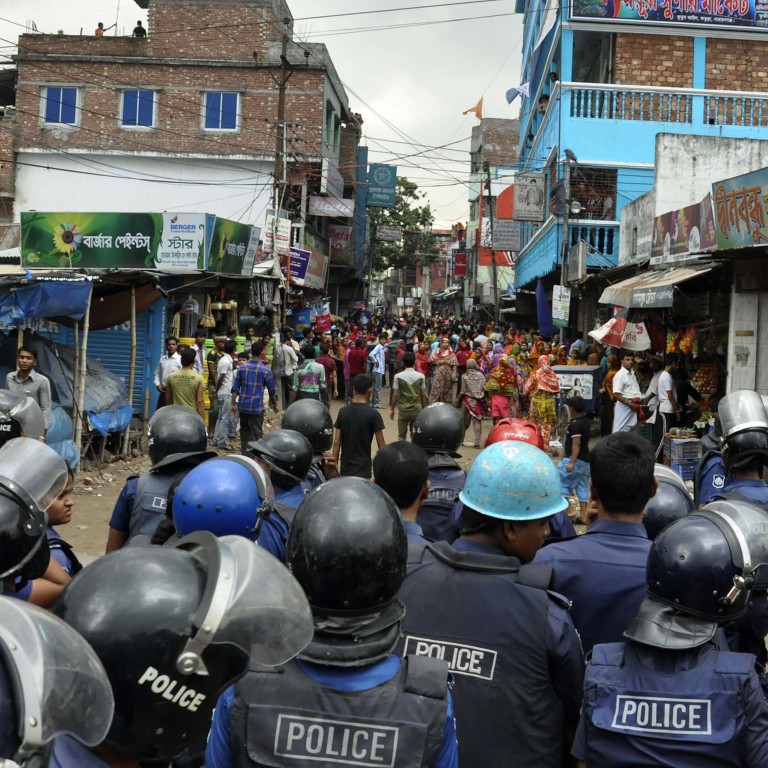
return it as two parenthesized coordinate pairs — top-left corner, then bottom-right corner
(21, 211), (210, 271)
(207, 217), (258, 276)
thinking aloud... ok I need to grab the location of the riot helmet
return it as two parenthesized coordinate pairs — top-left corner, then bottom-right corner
(700, 415), (722, 453)
(459, 441), (568, 521)
(0, 389), (44, 442)
(287, 478), (406, 613)
(148, 406), (208, 467)
(412, 403), (464, 456)
(281, 399), (334, 455)
(642, 464), (694, 540)
(172, 456), (274, 539)
(627, 504), (768, 649)
(53, 532), (312, 763)
(0, 438), (68, 581)
(718, 390), (768, 471)
(247, 429), (313, 488)
(484, 417), (543, 449)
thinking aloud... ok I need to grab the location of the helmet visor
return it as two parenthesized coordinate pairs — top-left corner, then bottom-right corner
(213, 536), (313, 665)
(0, 597), (113, 750)
(0, 438), (68, 512)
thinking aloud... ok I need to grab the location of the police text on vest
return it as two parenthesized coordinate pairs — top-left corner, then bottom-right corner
(137, 666), (206, 711)
(611, 695), (712, 735)
(274, 714), (398, 767)
(404, 635), (496, 680)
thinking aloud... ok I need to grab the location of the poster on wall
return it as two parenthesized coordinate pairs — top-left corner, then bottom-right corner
(207, 217), (254, 276)
(651, 195), (716, 265)
(552, 285), (571, 328)
(711, 167), (768, 250)
(513, 174), (546, 222)
(328, 224), (354, 267)
(20, 211), (207, 270)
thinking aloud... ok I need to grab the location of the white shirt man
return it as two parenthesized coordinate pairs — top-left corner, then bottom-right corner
(612, 353), (642, 433)
(658, 364), (678, 415)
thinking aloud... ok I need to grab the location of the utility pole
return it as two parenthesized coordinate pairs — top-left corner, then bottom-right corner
(560, 152), (573, 345)
(484, 161), (498, 319)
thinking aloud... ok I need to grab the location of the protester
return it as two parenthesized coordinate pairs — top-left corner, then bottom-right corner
(525, 353), (560, 447)
(429, 337), (458, 404)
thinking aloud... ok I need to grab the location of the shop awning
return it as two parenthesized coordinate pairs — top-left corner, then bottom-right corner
(599, 265), (714, 309)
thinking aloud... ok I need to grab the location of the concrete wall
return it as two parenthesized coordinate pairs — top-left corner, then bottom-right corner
(619, 188), (655, 266)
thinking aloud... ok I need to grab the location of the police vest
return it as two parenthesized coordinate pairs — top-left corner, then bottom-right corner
(127, 469), (187, 542)
(694, 450), (732, 506)
(713, 482), (768, 506)
(397, 541), (563, 768)
(416, 466), (465, 543)
(582, 641), (754, 767)
(229, 656), (448, 768)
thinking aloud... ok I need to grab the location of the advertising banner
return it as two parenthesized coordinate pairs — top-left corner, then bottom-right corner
(552, 285), (571, 328)
(453, 249), (467, 278)
(304, 249), (329, 290)
(570, 0), (768, 32)
(651, 195), (716, 265)
(328, 224), (354, 267)
(377, 225), (402, 242)
(367, 165), (398, 207)
(711, 167), (768, 250)
(208, 217), (254, 276)
(288, 247), (311, 283)
(513, 174), (546, 222)
(21, 211), (207, 270)
(493, 219), (522, 251)
(263, 213), (292, 255)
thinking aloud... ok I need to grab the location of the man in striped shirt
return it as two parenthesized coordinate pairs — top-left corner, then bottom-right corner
(289, 345), (328, 404)
(230, 340), (278, 453)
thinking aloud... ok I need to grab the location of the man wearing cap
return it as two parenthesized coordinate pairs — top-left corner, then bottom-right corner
(558, 395), (591, 523)
(534, 432), (656, 655)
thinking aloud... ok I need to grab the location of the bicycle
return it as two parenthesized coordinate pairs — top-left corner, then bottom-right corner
(552, 384), (573, 448)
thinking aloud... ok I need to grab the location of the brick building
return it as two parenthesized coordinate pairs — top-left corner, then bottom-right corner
(4, 0), (359, 292)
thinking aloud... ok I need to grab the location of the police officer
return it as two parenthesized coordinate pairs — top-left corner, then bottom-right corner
(172, 454), (275, 542)
(694, 415), (731, 505)
(105, 406), (214, 551)
(205, 477), (458, 768)
(412, 403), (466, 542)
(281, 399), (338, 490)
(398, 441), (584, 768)
(52, 531), (313, 767)
(643, 463), (695, 540)
(485, 416), (576, 540)
(711, 390), (768, 504)
(533, 432), (655, 655)
(573, 501), (768, 766)
(247, 429), (313, 561)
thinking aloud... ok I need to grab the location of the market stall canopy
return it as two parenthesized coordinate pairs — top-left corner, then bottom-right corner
(599, 265), (714, 309)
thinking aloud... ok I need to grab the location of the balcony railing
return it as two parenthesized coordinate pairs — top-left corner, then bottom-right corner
(567, 82), (768, 128)
(569, 221), (619, 264)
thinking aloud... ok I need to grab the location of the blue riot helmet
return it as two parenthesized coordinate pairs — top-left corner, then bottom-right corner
(0, 597), (113, 764)
(642, 464), (694, 540)
(172, 456), (274, 538)
(718, 390), (768, 472)
(0, 438), (68, 582)
(53, 532), (313, 763)
(459, 441), (568, 521)
(627, 504), (768, 649)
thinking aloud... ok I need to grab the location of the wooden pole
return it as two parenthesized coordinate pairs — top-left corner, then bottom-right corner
(73, 284), (93, 452)
(121, 286), (137, 454)
(71, 321), (79, 441)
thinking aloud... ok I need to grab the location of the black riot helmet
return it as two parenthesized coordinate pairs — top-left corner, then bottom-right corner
(281, 400), (334, 455)
(642, 464), (694, 540)
(626, 504), (768, 649)
(148, 406), (208, 467)
(247, 429), (313, 489)
(287, 478), (407, 613)
(0, 597), (114, 764)
(53, 532), (312, 764)
(0, 438), (68, 581)
(412, 403), (464, 457)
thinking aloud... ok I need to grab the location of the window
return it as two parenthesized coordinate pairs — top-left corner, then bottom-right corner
(122, 90), (156, 128)
(204, 92), (238, 131)
(43, 86), (78, 124)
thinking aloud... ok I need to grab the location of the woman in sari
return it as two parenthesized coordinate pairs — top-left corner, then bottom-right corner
(473, 341), (493, 376)
(528, 339), (546, 369)
(525, 354), (560, 448)
(455, 340), (472, 397)
(459, 358), (487, 448)
(484, 355), (521, 423)
(429, 337), (458, 404)
(554, 345), (568, 366)
(490, 343), (505, 368)
(415, 342), (431, 392)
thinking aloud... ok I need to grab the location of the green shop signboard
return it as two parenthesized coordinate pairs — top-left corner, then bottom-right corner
(207, 217), (257, 276)
(21, 212), (208, 271)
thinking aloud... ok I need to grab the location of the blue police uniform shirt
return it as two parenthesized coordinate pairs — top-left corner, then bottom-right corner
(204, 656), (458, 768)
(256, 486), (305, 562)
(572, 640), (768, 767)
(50, 735), (110, 767)
(403, 519), (431, 547)
(697, 452), (731, 505)
(108, 476), (139, 531)
(546, 508), (576, 540)
(300, 464), (325, 494)
(720, 478), (768, 505)
(13, 527), (77, 602)
(533, 519), (651, 655)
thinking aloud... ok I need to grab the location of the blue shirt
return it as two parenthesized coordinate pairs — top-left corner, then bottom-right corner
(108, 476), (139, 531)
(721, 478), (768, 505)
(533, 519), (651, 655)
(404, 519), (431, 547)
(257, 486), (307, 562)
(231, 359), (276, 415)
(50, 735), (110, 767)
(14, 527), (77, 601)
(204, 656), (458, 768)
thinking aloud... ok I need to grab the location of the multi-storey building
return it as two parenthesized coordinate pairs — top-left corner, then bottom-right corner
(513, 0), (768, 329)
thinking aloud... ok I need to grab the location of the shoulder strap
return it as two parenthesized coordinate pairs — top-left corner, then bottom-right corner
(274, 502), (297, 527)
(715, 650), (756, 675)
(589, 642), (626, 667)
(403, 655), (448, 700)
(427, 540), (521, 575)
(710, 491), (768, 505)
(516, 562), (554, 590)
(48, 537), (83, 575)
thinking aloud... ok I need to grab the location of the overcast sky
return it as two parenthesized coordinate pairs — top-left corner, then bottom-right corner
(0, 0), (524, 227)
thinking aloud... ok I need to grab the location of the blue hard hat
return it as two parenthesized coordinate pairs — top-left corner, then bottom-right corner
(459, 441), (567, 521)
(172, 456), (274, 539)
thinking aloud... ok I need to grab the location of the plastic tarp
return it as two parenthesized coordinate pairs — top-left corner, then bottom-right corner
(0, 282), (93, 326)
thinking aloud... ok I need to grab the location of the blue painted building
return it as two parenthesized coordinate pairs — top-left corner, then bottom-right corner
(513, 0), (768, 327)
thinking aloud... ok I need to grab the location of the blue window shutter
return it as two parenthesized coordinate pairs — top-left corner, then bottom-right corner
(44, 87), (62, 122)
(60, 87), (77, 123)
(221, 93), (237, 129)
(122, 90), (138, 125)
(137, 91), (153, 126)
(205, 92), (221, 128)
